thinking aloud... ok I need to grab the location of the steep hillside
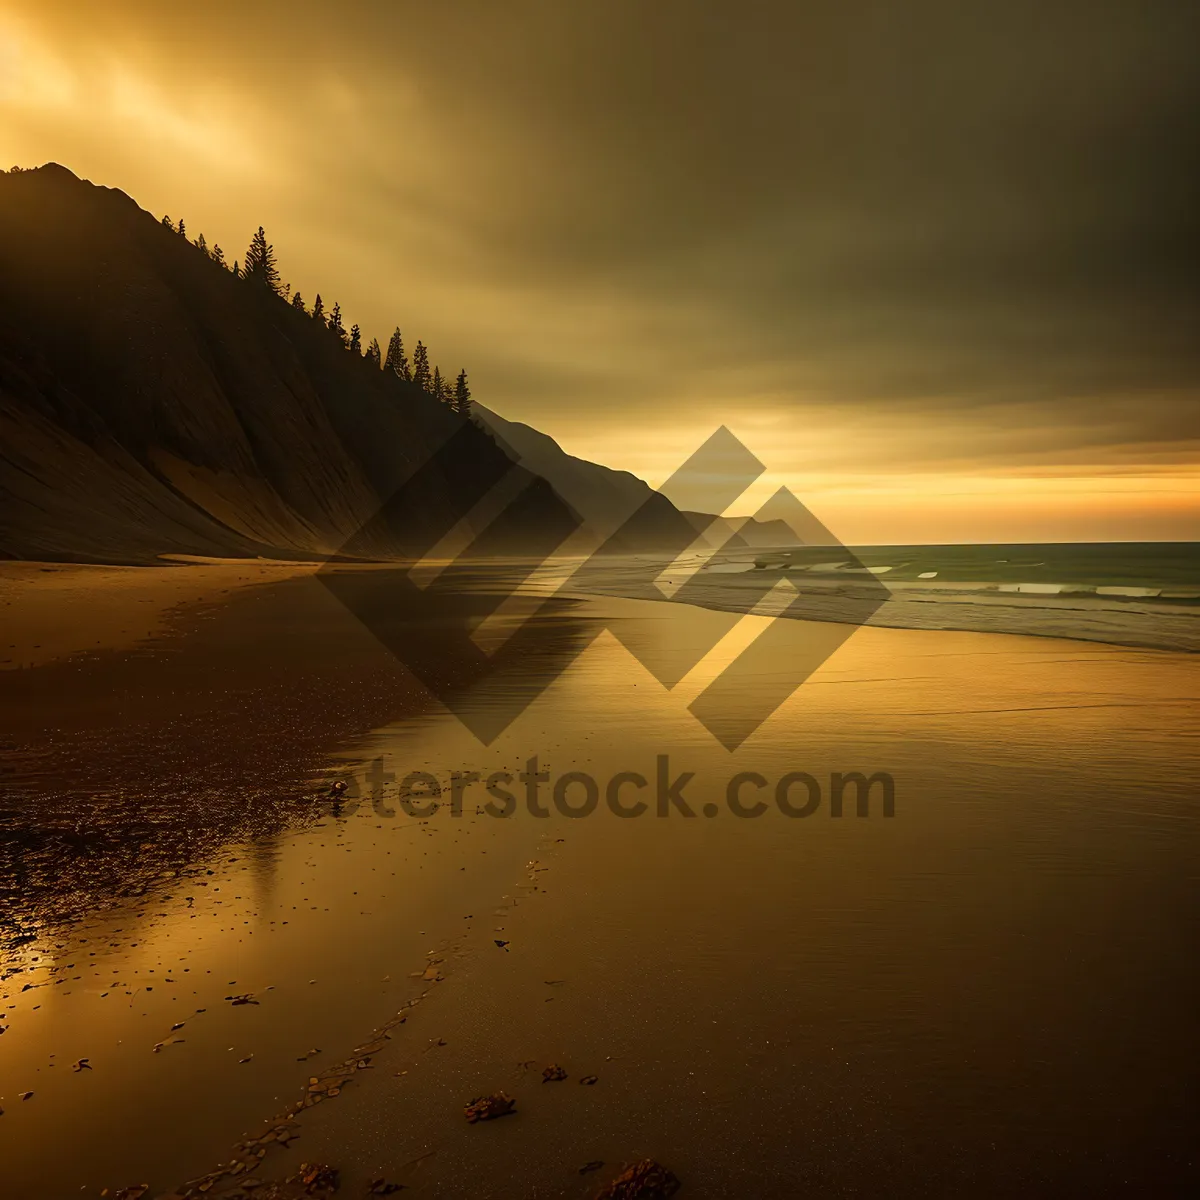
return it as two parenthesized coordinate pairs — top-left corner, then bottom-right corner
(473, 407), (801, 553)
(0, 164), (571, 563)
(473, 404), (699, 551)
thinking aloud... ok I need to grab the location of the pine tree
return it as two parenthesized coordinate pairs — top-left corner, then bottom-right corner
(366, 337), (382, 367)
(411, 340), (430, 391)
(177, 218), (186, 238)
(195, 232), (208, 257)
(242, 226), (281, 293)
(232, 260), (240, 278)
(328, 302), (346, 344)
(211, 244), (226, 268)
(291, 291), (306, 313)
(431, 366), (446, 404)
(453, 369), (472, 418)
(161, 214), (173, 228)
(349, 323), (362, 353)
(283, 282), (292, 301)
(383, 327), (406, 378)
(312, 294), (325, 324)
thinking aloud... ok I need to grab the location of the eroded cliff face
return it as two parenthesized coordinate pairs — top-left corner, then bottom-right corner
(0, 164), (575, 563)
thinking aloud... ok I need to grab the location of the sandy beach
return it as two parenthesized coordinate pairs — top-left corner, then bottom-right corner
(0, 559), (323, 671)
(1, 563), (1197, 1197)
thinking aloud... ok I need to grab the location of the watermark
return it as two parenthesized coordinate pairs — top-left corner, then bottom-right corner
(316, 426), (889, 749)
(317, 757), (895, 820)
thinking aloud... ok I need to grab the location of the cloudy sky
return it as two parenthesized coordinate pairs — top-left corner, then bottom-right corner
(2, 0), (1197, 541)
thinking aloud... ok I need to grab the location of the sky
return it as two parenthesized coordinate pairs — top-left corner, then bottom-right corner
(1, 0), (1197, 543)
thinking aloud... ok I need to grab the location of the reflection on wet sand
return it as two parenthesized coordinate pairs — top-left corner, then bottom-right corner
(1, 565), (1197, 1197)
(0, 568), (595, 945)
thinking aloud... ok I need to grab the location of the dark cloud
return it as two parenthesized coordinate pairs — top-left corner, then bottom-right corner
(5, 0), (1199, 529)
(344, 0), (1200, 451)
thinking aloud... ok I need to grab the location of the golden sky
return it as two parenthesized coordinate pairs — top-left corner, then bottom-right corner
(2, 0), (1197, 542)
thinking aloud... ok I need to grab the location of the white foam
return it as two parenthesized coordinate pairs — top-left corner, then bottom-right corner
(1096, 586), (1162, 598)
(999, 583), (1069, 595)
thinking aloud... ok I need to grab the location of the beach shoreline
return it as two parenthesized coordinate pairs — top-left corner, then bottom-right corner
(3, 553), (1197, 684)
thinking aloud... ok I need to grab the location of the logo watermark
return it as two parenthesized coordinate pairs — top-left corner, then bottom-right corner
(318, 757), (895, 820)
(316, 426), (889, 749)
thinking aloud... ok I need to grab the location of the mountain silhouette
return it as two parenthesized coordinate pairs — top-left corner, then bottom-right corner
(0, 164), (578, 563)
(472, 404), (702, 552)
(475, 405), (803, 554)
(0, 164), (799, 564)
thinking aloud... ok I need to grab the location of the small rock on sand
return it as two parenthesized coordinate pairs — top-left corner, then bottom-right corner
(594, 1159), (681, 1199)
(464, 1092), (516, 1123)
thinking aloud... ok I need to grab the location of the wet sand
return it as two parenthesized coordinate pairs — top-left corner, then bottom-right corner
(1, 565), (1198, 1197)
(0, 559), (322, 670)
(0, 565), (438, 940)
